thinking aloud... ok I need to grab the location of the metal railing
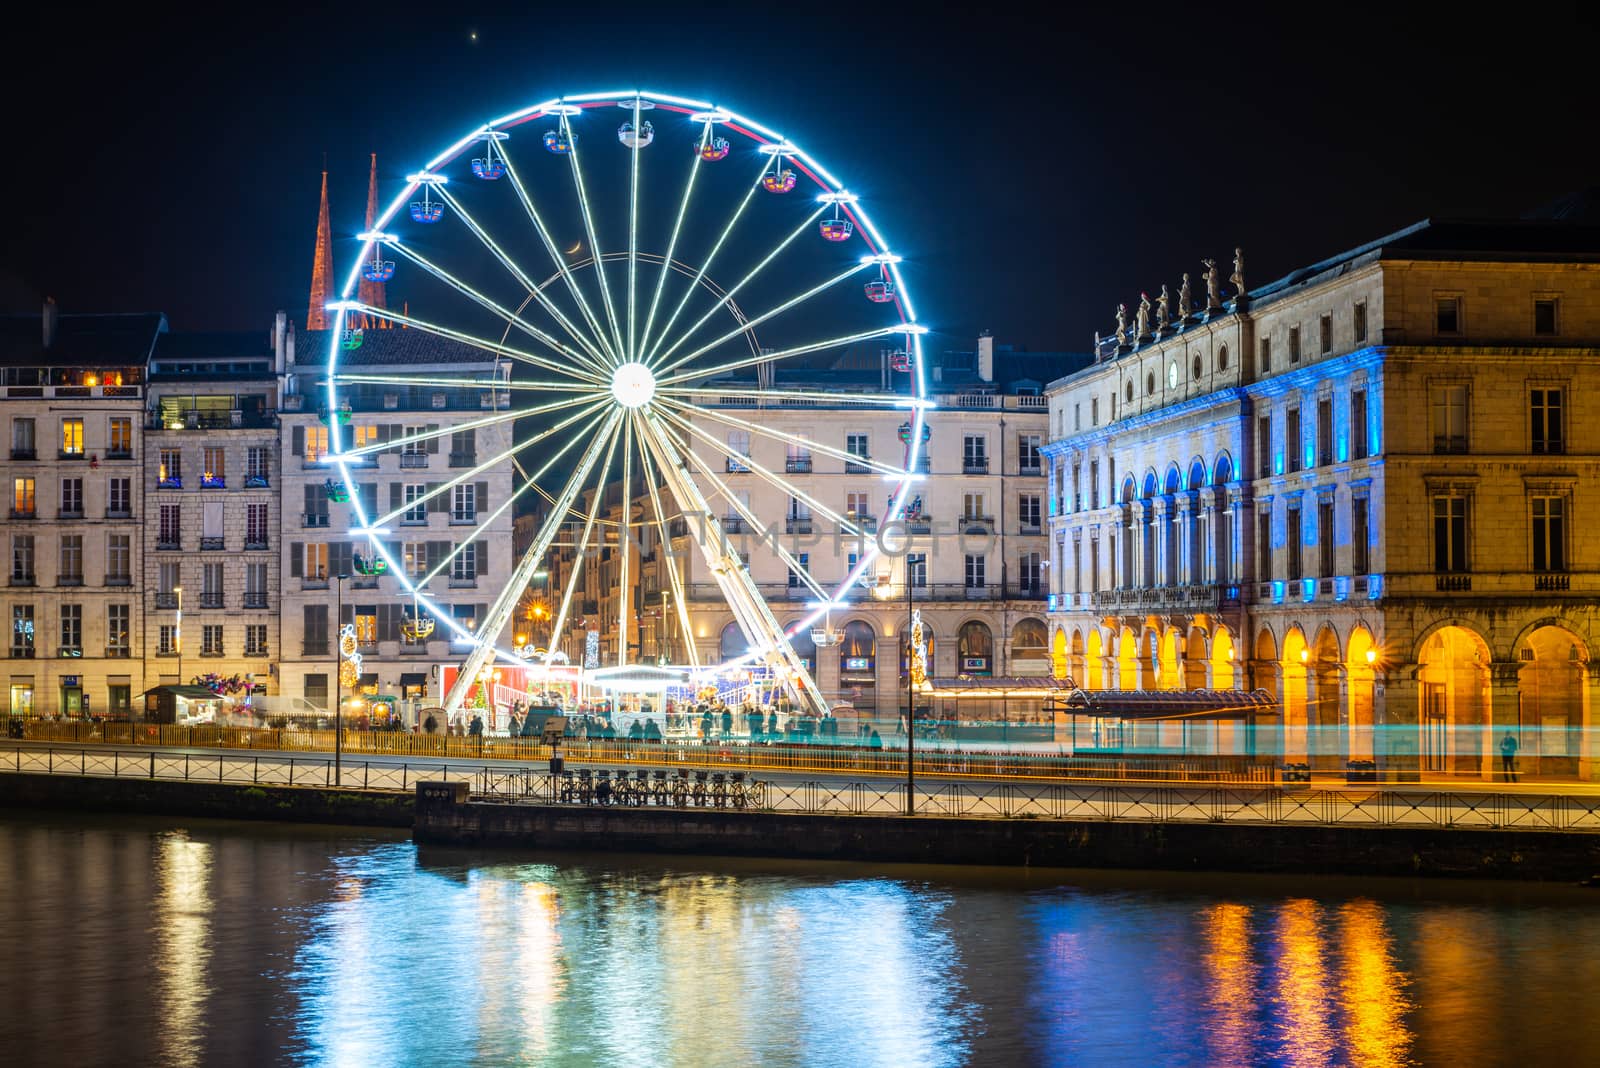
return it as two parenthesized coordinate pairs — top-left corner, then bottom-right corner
(1, 744), (469, 791)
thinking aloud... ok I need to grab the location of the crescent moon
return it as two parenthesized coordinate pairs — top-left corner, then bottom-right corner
(565, 241), (582, 255)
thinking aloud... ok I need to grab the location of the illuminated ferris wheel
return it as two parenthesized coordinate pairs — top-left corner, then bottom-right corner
(322, 89), (931, 714)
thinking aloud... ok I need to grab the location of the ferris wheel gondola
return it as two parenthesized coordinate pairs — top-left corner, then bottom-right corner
(324, 89), (931, 717)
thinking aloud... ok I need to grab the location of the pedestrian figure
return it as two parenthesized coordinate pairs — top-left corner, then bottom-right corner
(869, 728), (883, 750)
(1500, 730), (1519, 782)
(507, 712), (521, 738)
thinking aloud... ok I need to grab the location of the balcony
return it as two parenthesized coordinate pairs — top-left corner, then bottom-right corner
(400, 453), (428, 469)
(244, 646), (269, 658)
(57, 576), (83, 588)
(1018, 465), (1042, 477)
(105, 646), (131, 659)
(156, 539), (181, 551)
(963, 460), (990, 475)
(785, 518), (813, 534)
(302, 643), (330, 657)
(244, 538), (269, 551)
(200, 647), (225, 658)
(302, 576), (329, 590)
(844, 459), (871, 474)
(154, 593), (178, 609)
(200, 537), (226, 551)
(199, 475), (226, 490)
(303, 513), (330, 528)
(1535, 573), (1571, 592)
(200, 593), (224, 609)
(785, 458), (813, 474)
(449, 512), (478, 526)
(105, 575), (131, 587)
(1019, 522), (1042, 536)
(57, 450), (86, 461)
(9, 574), (34, 587)
(58, 509), (84, 521)
(1435, 573), (1472, 592)
(961, 515), (995, 534)
(244, 474), (270, 489)
(243, 593), (269, 609)
(105, 449), (134, 461)
(105, 509), (132, 520)
(725, 459), (750, 474)
(448, 577), (478, 589)
(9, 449), (35, 461)
(156, 476), (182, 490)
(9, 509), (35, 520)
(58, 646), (83, 658)
(722, 516), (747, 534)
(351, 575), (380, 590)
(448, 453), (477, 468)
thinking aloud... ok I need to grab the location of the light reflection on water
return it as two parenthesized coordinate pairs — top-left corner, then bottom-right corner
(3, 813), (1600, 1067)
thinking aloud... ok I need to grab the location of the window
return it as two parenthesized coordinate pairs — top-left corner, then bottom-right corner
(1259, 337), (1271, 373)
(1287, 501), (1303, 580)
(1532, 497), (1566, 572)
(845, 433), (869, 473)
(787, 552), (809, 588)
(1353, 302), (1368, 344)
(403, 484), (427, 523)
(1285, 408), (1302, 473)
(452, 542), (478, 582)
(452, 483), (477, 523)
(107, 535), (130, 585)
(158, 561), (180, 594)
(12, 477), (35, 517)
(1257, 511), (1273, 582)
(1071, 465), (1082, 513)
(108, 477), (130, 517)
(1534, 297), (1559, 337)
(1433, 496), (1468, 572)
(964, 554), (986, 590)
(1218, 344), (1229, 371)
(1431, 385), (1469, 453)
(1019, 494), (1042, 530)
(1531, 388), (1564, 455)
(60, 418), (84, 457)
(60, 477), (83, 517)
(405, 542), (429, 579)
(1256, 416), (1272, 478)
(303, 425), (329, 462)
(59, 536), (82, 586)
(401, 426), (427, 456)
(202, 446), (225, 483)
(845, 491), (870, 520)
(785, 443), (812, 473)
(12, 606), (35, 658)
(1019, 551), (1042, 594)
(158, 624), (178, 657)
(303, 606), (329, 656)
(962, 493), (986, 521)
(908, 553), (927, 588)
(1318, 499), (1334, 576)
(1090, 398), (1099, 426)
(1288, 326), (1301, 364)
(246, 445), (271, 481)
(1019, 434), (1041, 474)
(303, 484), (328, 525)
(304, 543), (329, 581)
(962, 434), (987, 473)
(1352, 497), (1370, 574)
(158, 504), (182, 547)
(1146, 371), (1156, 396)
(304, 673), (329, 709)
(1351, 391), (1369, 461)
(1316, 398), (1333, 467)
(10, 536), (33, 585)
(60, 604), (82, 654)
(12, 417), (35, 457)
(246, 503), (269, 547)
(201, 625), (224, 657)
(352, 608), (377, 646)
(107, 605), (129, 656)
(1319, 315), (1332, 355)
(448, 428), (476, 466)
(1074, 404), (1081, 432)
(244, 625), (268, 657)
(245, 563), (267, 607)
(107, 417), (133, 457)
(202, 562), (223, 604)
(158, 447), (182, 485)
(350, 425), (379, 450)
(1089, 461), (1100, 508)
(1435, 296), (1461, 335)
(727, 430), (752, 472)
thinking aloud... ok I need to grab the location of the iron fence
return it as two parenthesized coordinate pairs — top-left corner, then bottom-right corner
(0, 744), (472, 792)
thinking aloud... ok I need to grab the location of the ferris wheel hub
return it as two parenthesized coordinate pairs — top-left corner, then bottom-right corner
(610, 361), (656, 409)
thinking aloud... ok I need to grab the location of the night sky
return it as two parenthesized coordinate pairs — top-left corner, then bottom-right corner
(9, 5), (1596, 354)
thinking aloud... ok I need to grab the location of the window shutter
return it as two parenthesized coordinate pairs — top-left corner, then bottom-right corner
(340, 604), (354, 627)
(359, 483), (377, 517)
(427, 541), (448, 570)
(378, 604), (400, 642)
(203, 501), (224, 539)
(427, 483), (447, 513)
(475, 540), (487, 578)
(389, 483), (401, 511)
(388, 424), (403, 453)
(290, 543), (303, 578)
(475, 482), (488, 516)
(292, 425), (304, 458)
(332, 541), (352, 578)
(426, 425), (440, 453)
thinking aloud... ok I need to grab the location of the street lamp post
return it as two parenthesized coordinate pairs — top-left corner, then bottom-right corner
(173, 586), (183, 685)
(333, 572), (345, 786)
(875, 572), (914, 814)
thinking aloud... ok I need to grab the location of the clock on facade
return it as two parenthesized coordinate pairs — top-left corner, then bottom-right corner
(1168, 362), (1179, 389)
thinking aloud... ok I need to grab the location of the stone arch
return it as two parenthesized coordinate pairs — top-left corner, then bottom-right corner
(957, 619), (994, 676)
(1185, 624), (1210, 689)
(1116, 627), (1139, 690)
(1410, 617), (1496, 668)
(1120, 476), (1137, 504)
(1164, 464), (1183, 494)
(1416, 623), (1492, 776)
(1516, 622), (1590, 776)
(1085, 627), (1106, 691)
(1213, 452), (1234, 486)
(1254, 625), (1278, 662)
(839, 619), (876, 671)
(1346, 625), (1378, 760)
(1187, 457), (1208, 491)
(785, 621), (818, 674)
(1142, 470), (1159, 499)
(719, 621), (751, 661)
(1053, 627), (1072, 680)
(1012, 617), (1049, 669)
(1308, 624), (1343, 766)
(1211, 626), (1237, 690)
(1509, 616), (1593, 663)
(1156, 625), (1181, 690)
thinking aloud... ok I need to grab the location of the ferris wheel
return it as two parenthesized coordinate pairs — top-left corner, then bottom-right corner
(322, 89), (931, 715)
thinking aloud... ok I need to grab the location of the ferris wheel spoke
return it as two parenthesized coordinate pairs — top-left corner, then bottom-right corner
(653, 406), (870, 542)
(627, 98), (643, 363)
(636, 125), (709, 365)
(562, 114), (627, 363)
(640, 156), (770, 368)
(660, 397), (911, 480)
(432, 185), (614, 375)
(332, 301), (602, 386)
(544, 413), (626, 667)
(499, 150), (620, 366)
(442, 407), (624, 711)
(334, 372), (584, 393)
(411, 403), (604, 590)
(379, 245), (610, 383)
(633, 420), (700, 669)
(657, 385), (930, 410)
(655, 327), (916, 387)
(648, 203), (830, 372)
(617, 416), (635, 666)
(337, 392), (600, 462)
(366, 398), (608, 527)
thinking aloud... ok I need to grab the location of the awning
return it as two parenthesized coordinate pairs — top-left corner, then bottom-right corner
(141, 685), (219, 700)
(1061, 688), (1279, 721)
(358, 673), (379, 687)
(399, 673), (427, 687)
(925, 676), (1076, 699)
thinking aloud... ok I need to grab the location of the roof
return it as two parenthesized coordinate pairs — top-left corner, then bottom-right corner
(0, 312), (166, 368)
(926, 676), (1077, 697)
(149, 330), (278, 381)
(141, 685), (223, 700)
(294, 328), (501, 368)
(1063, 689), (1279, 720)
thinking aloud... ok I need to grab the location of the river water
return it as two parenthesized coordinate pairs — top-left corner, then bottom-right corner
(2, 811), (1597, 1067)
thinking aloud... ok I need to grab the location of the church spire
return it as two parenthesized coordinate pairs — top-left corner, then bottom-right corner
(307, 168), (333, 331)
(356, 152), (389, 327)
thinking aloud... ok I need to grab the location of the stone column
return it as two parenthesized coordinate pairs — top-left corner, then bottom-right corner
(817, 643), (842, 710)
(1488, 661), (1523, 782)
(876, 636), (902, 727)
(1377, 663), (1420, 781)
(1582, 662), (1600, 782)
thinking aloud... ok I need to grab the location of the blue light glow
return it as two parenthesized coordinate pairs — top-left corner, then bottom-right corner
(1272, 581), (1286, 605)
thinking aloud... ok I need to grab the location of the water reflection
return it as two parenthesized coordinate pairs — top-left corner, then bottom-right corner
(155, 829), (212, 1068)
(5, 815), (1600, 1067)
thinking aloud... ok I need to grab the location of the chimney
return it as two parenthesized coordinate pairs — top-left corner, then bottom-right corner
(273, 311), (287, 373)
(286, 319), (296, 365)
(977, 330), (994, 383)
(42, 297), (59, 350)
